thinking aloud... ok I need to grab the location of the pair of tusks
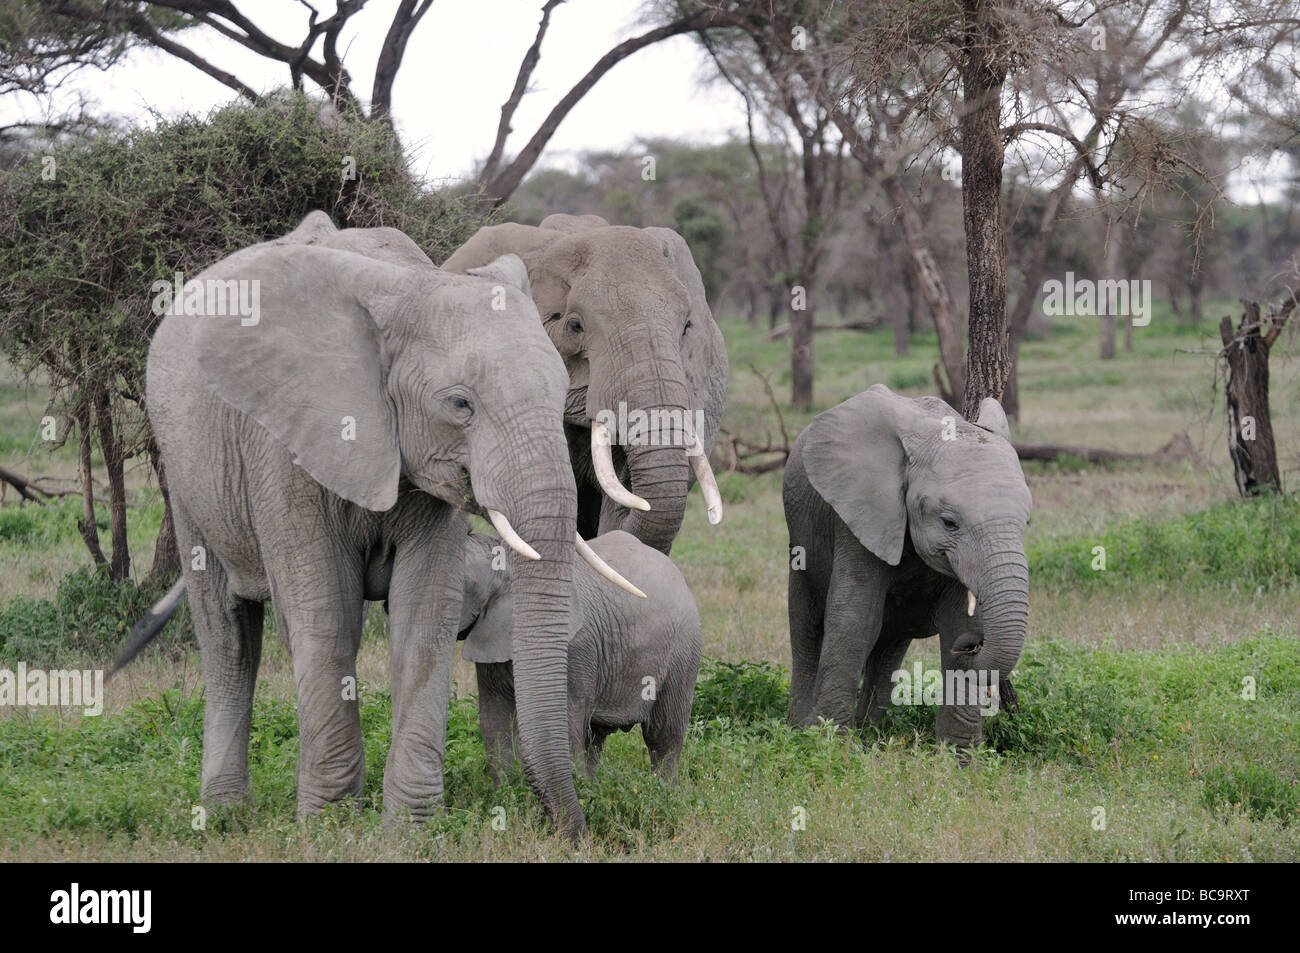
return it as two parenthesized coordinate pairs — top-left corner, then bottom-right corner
(486, 509), (647, 599)
(590, 421), (723, 525)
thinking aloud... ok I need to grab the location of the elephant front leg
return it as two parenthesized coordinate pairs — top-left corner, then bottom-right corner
(283, 601), (367, 815)
(811, 538), (886, 727)
(383, 532), (463, 823)
(855, 634), (913, 728)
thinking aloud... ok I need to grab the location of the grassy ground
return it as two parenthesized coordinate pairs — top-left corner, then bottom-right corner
(1, 301), (1297, 861)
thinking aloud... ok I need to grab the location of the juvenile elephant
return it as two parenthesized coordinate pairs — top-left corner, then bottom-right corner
(783, 385), (1032, 747)
(458, 530), (702, 780)
(443, 214), (729, 554)
(145, 212), (638, 837)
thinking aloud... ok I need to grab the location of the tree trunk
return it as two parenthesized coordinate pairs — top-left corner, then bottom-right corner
(1219, 299), (1292, 495)
(882, 173), (965, 398)
(791, 299), (815, 410)
(144, 443), (181, 592)
(93, 388), (130, 583)
(1099, 214), (1121, 360)
(958, 0), (1011, 420)
(75, 400), (107, 569)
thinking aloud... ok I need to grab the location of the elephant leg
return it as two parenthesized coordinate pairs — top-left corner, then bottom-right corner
(855, 596), (937, 727)
(475, 662), (519, 784)
(584, 724), (614, 778)
(179, 510), (265, 806)
(855, 634), (913, 728)
(270, 550), (367, 815)
(568, 697), (597, 779)
(786, 555), (824, 725)
(811, 533), (886, 727)
(383, 518), (462, 823)
(934, 584), (988, 749)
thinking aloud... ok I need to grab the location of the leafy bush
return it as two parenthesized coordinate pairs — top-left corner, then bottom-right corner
(0, 564), (190, 665)
(691, 657), (788, 723)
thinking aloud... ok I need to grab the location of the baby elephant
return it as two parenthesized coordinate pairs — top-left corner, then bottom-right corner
(458, 530), (702, 781)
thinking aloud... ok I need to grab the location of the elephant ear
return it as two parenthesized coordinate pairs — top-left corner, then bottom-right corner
(193, 245), (402, 511)
(539, 213), (610, 232)
(466, 253), (531, 297)
(974, 397), (1012, 442)
(461, 580), (584, 663)
(800, 385), (925, 566)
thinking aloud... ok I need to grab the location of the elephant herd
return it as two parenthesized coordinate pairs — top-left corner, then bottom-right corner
(127, 211), (1032, 839)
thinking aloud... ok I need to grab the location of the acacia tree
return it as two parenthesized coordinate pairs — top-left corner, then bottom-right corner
(697, 21), (850, 409)
(3, 0), (711, 208)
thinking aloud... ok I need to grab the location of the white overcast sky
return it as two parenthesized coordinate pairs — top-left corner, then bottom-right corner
(6, 0), (745, 184)
(1, 0), (1286, 197)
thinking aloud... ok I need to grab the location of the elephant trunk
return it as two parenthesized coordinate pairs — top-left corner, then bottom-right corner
(970, 533), (1030, 708)
(475, 416), (584, 838)
(590, 342), (694, 554)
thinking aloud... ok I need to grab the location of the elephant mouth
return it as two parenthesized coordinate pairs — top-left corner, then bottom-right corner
(588, 418), (723, 525)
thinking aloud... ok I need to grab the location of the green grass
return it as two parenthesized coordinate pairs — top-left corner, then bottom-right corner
(1, 635), (1294, 860)
(2, 302), (1299, 860)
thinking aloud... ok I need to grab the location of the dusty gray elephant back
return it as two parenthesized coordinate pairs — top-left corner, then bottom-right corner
(442, 214), (729, 554)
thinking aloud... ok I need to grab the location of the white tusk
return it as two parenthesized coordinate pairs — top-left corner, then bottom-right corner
(487, 509), (540, 561)
(967, 589), (977, 617)
(684, 426), (723, 525)
(576, 532), (647, 599)
(591, 421), (651, 512)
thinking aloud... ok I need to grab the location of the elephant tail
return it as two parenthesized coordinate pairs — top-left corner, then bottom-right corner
(107, 577), (188, 681)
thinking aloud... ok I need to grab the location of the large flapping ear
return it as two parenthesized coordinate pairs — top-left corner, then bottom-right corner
(800, 385), (931, 566)
(192, 245), (403, 511)
(974, 396), (1013, 442)
(538, 213), (610, 232)
(466, 253), (531, 297)
(461, 583), (515, 664)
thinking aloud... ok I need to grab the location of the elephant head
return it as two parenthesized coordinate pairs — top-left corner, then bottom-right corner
(801, 385), (1032, 737)
(442, 214), (729, 554)
(192, 232), (602, 836)
(456, 532), (587, 665)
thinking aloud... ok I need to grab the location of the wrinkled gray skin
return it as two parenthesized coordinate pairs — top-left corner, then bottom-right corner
(443, 214), (729, 554)
(458, 530), (702, 780)
(148, 211), (587, 836)
(783, 384), (1032, 747)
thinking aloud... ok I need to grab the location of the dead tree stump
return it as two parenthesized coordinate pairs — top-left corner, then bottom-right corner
(1218, 293), (1296, 496)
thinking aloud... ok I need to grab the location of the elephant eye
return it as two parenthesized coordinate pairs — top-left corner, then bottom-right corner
(941, 515), (959, 531)
(448, 395), (473, 416)
(565, 316), (584, 334)
(683, 319), (693, 335)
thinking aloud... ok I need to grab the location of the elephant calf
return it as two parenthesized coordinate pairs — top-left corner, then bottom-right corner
(458, 531), (702, 781)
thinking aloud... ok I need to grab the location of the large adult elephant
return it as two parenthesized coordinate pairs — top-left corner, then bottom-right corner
(145, 212), (633, 837)
(442, 214), (729, 554)
(783, 385), (1032, 747)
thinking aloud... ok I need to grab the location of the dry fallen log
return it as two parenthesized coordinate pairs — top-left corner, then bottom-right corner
(766, 318), (881, 341)
(0, 464), (49, 503)
(1012, 432), (1200, 465)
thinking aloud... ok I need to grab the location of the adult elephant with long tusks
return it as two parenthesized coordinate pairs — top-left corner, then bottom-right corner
(442, 213), (729, 554)
(783, 385), (1032, 748)
(144, 211), (636, 838)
